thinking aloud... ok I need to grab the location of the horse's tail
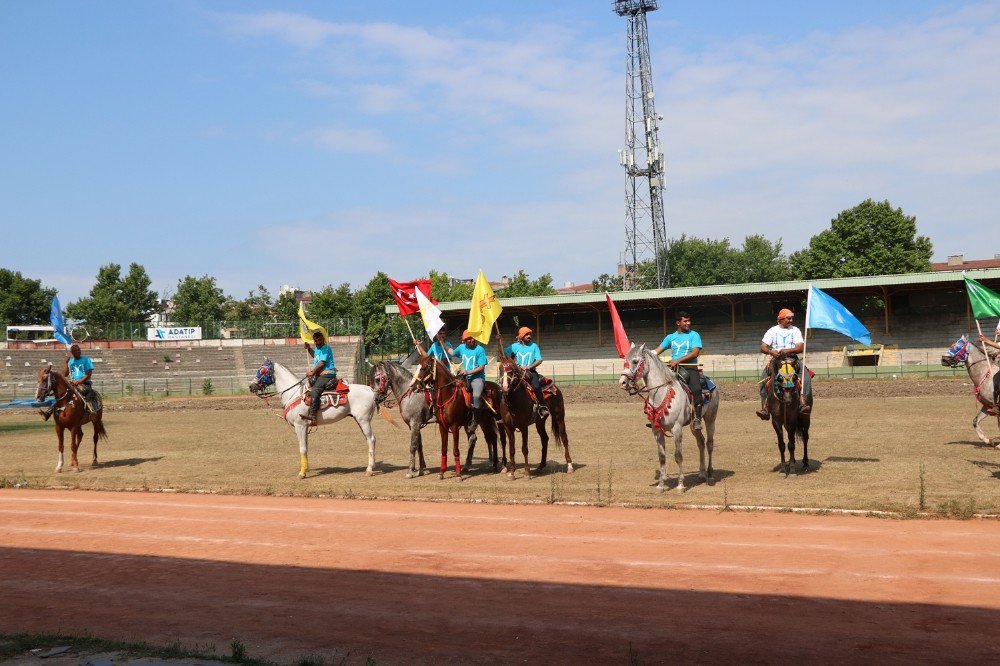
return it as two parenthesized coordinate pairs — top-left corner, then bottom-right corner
(93, 416), (109, 441)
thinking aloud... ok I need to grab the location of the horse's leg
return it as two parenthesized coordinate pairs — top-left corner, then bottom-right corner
(973, 408), (992, 444)
(407, 422), (422, 479)
(772, 413), (788, 478)
(452, 425), (463, 480)
(785, 418), (797, 478)
(70, 426), (82, 471)
(464, 423), (478, 470)
(693, 422), (707, 483)
(55, 425), (65, 473)
(91, 416), (100, 466)
(351, 410), (377, 476)
(519, 425), (531, 479)
(672, 421), (686, 492)
(800, 416), (810, 473)
(535, 417), (549, 470)
(704, 406), (716, 483)
(653, 428), (667, 492)
(506, 421), (517, 479)
(438, 424), (448, 480)
(293, 422), (310, 478)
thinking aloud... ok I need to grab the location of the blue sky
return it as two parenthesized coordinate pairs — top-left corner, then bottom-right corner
(2, 1), (997, 302)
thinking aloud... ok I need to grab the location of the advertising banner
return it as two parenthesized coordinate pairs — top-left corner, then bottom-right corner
(147, 326), (203, 341)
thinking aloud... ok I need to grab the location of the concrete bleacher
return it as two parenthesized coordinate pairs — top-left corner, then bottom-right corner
(525, 310), (972, 376)
(0, 338), (363, 398)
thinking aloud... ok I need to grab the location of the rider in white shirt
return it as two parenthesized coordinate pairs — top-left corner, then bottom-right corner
(756, 308), (812, 419)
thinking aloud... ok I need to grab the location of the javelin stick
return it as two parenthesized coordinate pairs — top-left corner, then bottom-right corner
(975, 319), (995, 378)
(802, 286), (812, 374)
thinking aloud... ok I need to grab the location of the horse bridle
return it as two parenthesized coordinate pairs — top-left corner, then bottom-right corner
(36, 368), (73, 405)
(499, 359), (527, 394)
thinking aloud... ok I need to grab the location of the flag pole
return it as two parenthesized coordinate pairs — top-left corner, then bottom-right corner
(975, 318), (995, 379)
(802, 286), (812, 373)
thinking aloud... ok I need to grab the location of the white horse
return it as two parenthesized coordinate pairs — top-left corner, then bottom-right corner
(619, 343), (720, 492)
(271, 361), (378, 478)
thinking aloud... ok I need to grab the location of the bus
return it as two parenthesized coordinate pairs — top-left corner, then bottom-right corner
(6, 325), (57, 343)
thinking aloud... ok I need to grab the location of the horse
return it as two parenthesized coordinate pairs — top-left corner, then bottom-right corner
(763, 355), (811, 477)
(268, 361), (378, 478)
(619, 343), (719, 492)
(497, 356), (573, 480)
(372, 359), (504, 477)
(413, 355), (503, 480)
(35, 366), (108, 472)
(941, 335), (1000, 446)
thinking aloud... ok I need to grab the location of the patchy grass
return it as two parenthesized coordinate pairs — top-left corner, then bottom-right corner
(0, 395), (997, 513)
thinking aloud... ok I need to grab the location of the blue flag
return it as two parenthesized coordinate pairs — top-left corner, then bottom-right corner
(806, 286), (871, 345)
(49, 296), (72, 345)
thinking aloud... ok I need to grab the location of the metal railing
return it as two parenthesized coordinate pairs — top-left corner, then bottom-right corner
(3, 319), (363, 342)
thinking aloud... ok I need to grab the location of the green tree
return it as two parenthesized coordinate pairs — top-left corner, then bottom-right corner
(66, 263), (159, 324)
(352, 271), (394, 340)
(790, 199), (932, 279)
(225, 284), (273, 322)
(427, 269), (474, 303)
(0, 269), (55, 325)
(591, 273), (623, 293)
(172, 275), (226, 324)
(273, 291), (299, 321)
(496, 270), (557, 298)
(736, 235), (792, 283)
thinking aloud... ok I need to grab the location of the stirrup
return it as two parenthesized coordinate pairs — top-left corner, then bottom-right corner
(799, 404), (812, 414)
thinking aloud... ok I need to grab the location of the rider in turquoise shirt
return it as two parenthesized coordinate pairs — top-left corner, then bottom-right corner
(414, 328), (454, 364)
(503, 326), (549, 417)
(304, 330), (338, 425)
(653, 311), (704, 430)
(453, 330), (488, 428)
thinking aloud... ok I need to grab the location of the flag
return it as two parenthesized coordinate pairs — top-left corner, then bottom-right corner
(965, 276), (1000, 319)
(605, 293), (631, 359)
(415, 287), (444, 339)
(298, 302), (327, 343)
(49, 296), (72, 345)
(388, 278), (435, 316)
(806, 286), (871, 345)
(466, 270), (502, 344)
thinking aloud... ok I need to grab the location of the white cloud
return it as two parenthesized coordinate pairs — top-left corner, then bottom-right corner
(307, 126), (391, 154)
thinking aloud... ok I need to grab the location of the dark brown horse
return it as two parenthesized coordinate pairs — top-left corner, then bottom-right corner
(413, 356), (503, 479)
(765, 355), (811, 477)
(497, 356), (573, 480)
(35, 366), (108, 472)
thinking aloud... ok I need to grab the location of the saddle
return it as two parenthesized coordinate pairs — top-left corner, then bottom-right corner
(677, 367), (715, 406)
(457, 383), (499, 410)
(524, 375), (558, 403)
(302, 379), (351, 410)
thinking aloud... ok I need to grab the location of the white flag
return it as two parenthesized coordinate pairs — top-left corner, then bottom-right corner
(415, 287), (444, 339)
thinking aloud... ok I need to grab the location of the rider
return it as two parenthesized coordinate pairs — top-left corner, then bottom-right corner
(653, 311), (703, 431)
(503, 326), (549, 418)
(452, 329), (488, 428)
(41, 343), (96, 420)
(414, 327), (455, 364)
(977, 334), (1000, 405)
(756, 308), (812, 419)
(304, 330), (338, 426)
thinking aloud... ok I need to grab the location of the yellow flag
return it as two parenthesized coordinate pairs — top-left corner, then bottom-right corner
(467, 270), (502, 344)
(298, 302), (328, 343)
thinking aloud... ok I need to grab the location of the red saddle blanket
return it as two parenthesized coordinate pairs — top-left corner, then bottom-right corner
(525, 376), (558, 403)
(302, 379), (350, 410)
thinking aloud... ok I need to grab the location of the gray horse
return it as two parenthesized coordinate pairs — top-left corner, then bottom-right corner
(942, 335), (1000, 446)
(371, 360), (503, 476)
(619, 343), (720, 492)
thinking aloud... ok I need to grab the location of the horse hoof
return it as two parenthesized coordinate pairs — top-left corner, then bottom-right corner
(438, 473), (444, 480)
(788, 473), (797, 479)
(456, 476), (464, 483)
(779, 472), (787, 479)
(537, 461), (547, 470)
(508, 472), (515, 480)
(566, 463), (575, 473)
(677, 485), (687, 493)
(656, 485), (665, 493)
(365, 470), (374, 477)
(405, 472), (414, 479)
(705, 476), (716, 486)
(298, 472), (306, 479)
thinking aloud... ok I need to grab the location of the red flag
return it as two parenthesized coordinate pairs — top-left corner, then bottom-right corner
(606, 293), (631, 359)
(388, 278), (435, 316)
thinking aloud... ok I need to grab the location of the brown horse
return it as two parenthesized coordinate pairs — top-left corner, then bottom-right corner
(35, 366), (108, 472)
(413, 356), (503, 479)
(497, 356), (573, 480)
(765, 355), (811, 477)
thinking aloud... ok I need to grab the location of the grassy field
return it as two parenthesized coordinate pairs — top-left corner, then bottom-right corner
(1, 394), (998, 514)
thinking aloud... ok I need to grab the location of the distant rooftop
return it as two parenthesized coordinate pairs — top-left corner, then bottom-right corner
(931, 254), (1000, 271)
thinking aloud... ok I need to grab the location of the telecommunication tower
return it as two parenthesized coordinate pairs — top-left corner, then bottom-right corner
(615, 0), (669, 290)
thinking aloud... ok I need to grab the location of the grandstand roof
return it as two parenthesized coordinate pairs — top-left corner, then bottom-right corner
(386, 268), (1000, 314)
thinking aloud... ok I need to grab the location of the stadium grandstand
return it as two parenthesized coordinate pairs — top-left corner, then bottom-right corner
(384, 268), (1000, 382)
(0, 335), (364, 400)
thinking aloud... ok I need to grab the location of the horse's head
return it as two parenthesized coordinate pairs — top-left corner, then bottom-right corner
(941, 335), (970, 367)
(619, 343), (647, 393)
(774, 357), (799, 404)
(498, 356), (523, 393)
(249, 359), (275, 395)
(413, 354), (438, 389)
(35, 365), (56, 402)
(369, 361), (393, 403)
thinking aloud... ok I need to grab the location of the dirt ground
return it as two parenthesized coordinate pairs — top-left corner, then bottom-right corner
(1, 490), (999, 664)
(2, 378), (998, 514)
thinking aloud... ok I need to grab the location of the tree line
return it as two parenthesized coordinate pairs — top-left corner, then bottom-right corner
(2, 199), (932, 337)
